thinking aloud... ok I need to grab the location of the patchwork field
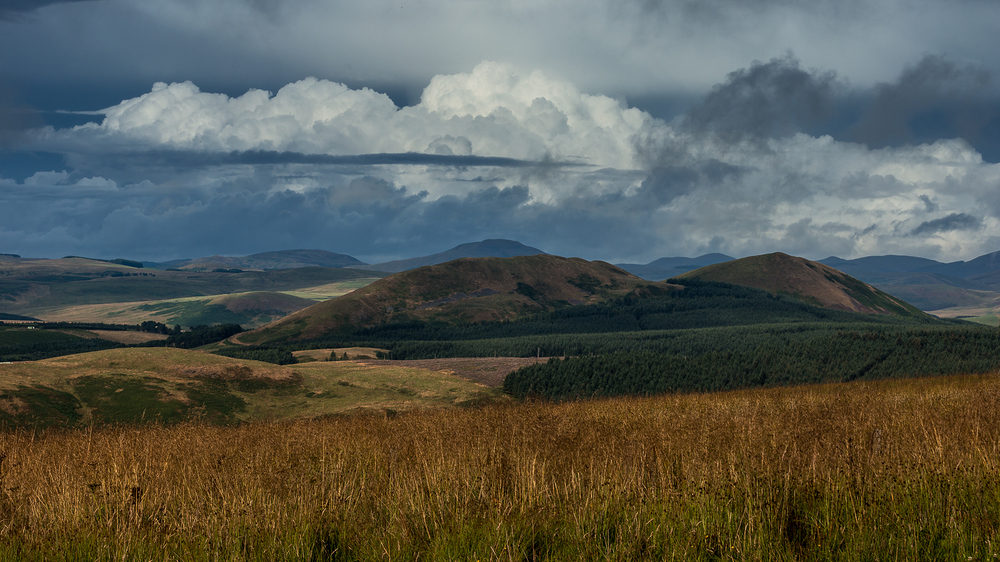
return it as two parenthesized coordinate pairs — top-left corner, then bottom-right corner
(20, 280), (379, 328)
(0, 257), (382, 328)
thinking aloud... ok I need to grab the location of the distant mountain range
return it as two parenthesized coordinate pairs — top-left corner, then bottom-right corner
(140, 240), (545, 274)
(815, 252), (1000, 315)
(615, 254), (735, 280)
(349, 239), (546, 273)
(819, 252), (1000, 280)
(11, 241), (1000, 317)
(617, 250), (1000, 317)
(147, 249), (365, 271)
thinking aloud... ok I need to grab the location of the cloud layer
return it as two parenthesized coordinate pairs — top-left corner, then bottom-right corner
(4, 0), (999, 103)
(4, 59), (998, 264)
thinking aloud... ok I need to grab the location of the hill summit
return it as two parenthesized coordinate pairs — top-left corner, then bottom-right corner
(239, 254), (675, 344)
(352, 239), (545, 273)
(677, 252), (926, 316)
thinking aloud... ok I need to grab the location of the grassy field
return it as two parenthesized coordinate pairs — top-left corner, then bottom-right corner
(20, 279), (379, 328)
(0, 257), (381, 321)
(0, 371), (997, 560)
(0, 348), (499, 427)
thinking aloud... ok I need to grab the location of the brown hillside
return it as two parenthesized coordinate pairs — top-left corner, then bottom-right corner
(239, 255), (677, 344)
(677, 252), (927, 316)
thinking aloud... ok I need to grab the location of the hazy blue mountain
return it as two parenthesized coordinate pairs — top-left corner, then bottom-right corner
(615, 254), (735, 281)
(953, 250), (1000, 279)
(146, 249), (366, 271)
(818, 251), (1000, 312)
(818, 253), (1000, 288)
(351, 239), (546, 273)
(819, 255), (958, 276)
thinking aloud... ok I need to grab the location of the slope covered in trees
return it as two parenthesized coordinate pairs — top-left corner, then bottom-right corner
(503, 326), (1000, 399)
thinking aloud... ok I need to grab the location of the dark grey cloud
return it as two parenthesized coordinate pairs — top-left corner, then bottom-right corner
(104, 150), (580, 170)
(680, 54), (843, 143)
(0, 0), (94, 20)
(671, 53), (1000, 161)
(636, 160), (743, 206)
(919, 195), (939, 213)
(627, 0), (867, 24)
(849, 55), (1000, 160)
(0, 85), (41, 147)
(910, 213), (982, 236)
(0, 168), (660, 263)
(4, 29), (1000, 264)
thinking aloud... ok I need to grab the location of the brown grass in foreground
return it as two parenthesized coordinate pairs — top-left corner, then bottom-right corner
(1, 373), (999, 560)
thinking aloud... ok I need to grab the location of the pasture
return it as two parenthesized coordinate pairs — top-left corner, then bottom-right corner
(0, 348), (500, 427)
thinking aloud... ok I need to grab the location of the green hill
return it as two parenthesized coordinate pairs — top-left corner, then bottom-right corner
(0, 347), (497, 427)
(239, 255), (677, 345)
(168, 249), (366, 271)
(127, 291), (317, 328)
(677, 252), (927, 317)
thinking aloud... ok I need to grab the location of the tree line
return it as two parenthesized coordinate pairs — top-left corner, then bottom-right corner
(502, 327), (1000, 399)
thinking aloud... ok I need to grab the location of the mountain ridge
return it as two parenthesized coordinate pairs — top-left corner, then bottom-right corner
(148, 249), (366, 271)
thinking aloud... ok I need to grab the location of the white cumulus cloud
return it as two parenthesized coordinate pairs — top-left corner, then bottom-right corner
(41, 62), (652, 173)
(15, 61), (1000, 262)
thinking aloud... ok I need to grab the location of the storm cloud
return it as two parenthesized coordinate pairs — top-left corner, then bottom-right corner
(849, 55), (1000, 161)
(910, 213), (983, 237)
(3, 0), (1000, 267)
(0, 0), (94, 20)
(681, 54), (842, 142)
(7, 62), (1000, 264)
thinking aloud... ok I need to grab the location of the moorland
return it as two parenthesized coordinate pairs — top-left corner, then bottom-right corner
(1, 244), (1000, 559)
(2, 373), (998, 560)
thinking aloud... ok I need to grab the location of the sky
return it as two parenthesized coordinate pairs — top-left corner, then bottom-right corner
(2, 0), (1000, 264)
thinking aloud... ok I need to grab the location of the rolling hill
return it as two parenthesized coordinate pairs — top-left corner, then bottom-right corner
(155, 249), (366, 271)
(0, 256), (381, 315)
(239, 254), (677, 344)
(350, 239), (545, 273)
(678, 252), (927, 316)
(0, 347), (497, 427)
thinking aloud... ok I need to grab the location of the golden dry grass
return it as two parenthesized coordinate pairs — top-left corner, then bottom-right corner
(0, 372), (998, 559)
(293, 347), (389, 361)
(0, 348), (498, 426)
(359, 357), (545, 387)
(85, 330), (170, 344)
